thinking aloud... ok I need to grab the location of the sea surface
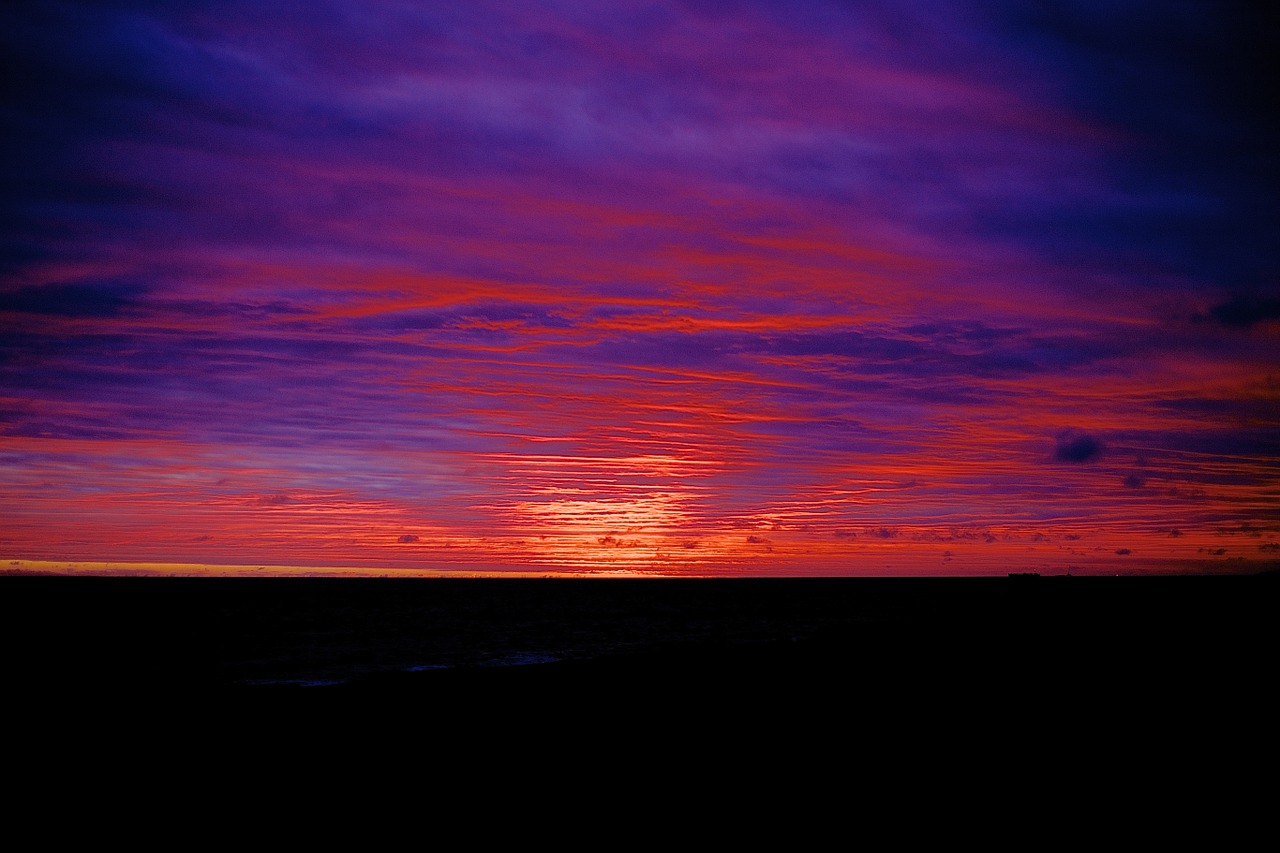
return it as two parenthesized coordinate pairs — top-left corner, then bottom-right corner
(3, 573), (1273, 698)
(8, 573), (1270, 838)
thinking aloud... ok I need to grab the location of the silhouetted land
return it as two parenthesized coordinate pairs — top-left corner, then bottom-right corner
(4, 573), (1273, 708)
(8, 573), (1271, 834)
(5, 569), (1276, 810)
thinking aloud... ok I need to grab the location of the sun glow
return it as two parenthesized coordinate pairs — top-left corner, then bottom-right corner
(471, 451), (744, 570)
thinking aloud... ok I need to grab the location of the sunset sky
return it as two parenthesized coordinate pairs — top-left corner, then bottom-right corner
(3, 0), (1277, 576)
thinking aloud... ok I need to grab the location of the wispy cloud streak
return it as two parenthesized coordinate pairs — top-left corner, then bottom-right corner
(2, 1), (1277, 575)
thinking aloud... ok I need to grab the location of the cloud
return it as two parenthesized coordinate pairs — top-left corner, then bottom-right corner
(1207, 293), (1280, 329)
(597, 534), (641, 548)
(397, 534), (419, 543)
(1054, 429), (1104, 463)
(1, 2), (1276, 576)
(0, 282), (144, 317)
(1215, 523), (1265, 538)
(252, 494), (294, 506)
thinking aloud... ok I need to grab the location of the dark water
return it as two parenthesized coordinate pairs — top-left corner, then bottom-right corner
(6, 573), (1271, 831)
(3, 574), (1272, 700)
(5, 571), (1275, 816)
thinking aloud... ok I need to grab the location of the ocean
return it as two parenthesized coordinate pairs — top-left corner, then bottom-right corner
(3, 573), (1272, 697)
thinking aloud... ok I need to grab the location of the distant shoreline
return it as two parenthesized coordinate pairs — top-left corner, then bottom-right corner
(3, 557), (1277, 578)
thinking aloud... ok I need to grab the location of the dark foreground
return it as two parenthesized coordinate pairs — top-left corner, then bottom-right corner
(4, 573), (1274, 703)
(6, 574), (1273, 839)
(4, 573), (1276, 813)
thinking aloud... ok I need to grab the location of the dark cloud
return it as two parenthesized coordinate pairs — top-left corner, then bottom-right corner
(397, 534), (419, 543)
(1054, 429), (1104, 463)
(170, 298), (304, 321)
(762, 325), (1141, 393)
(1207, 293), (1280, 329)
(1123, 473), (1144, 488)
(1115, 548), (1130, 555)
(1117, 422), (1280, 473)
(598, 534), (643, 548)
(1156, 396), (1280, 419)
(2, 419), (138, 441)
(355, 310), (448, 333)
(1167, 486), (1207, 500)
(581, 329), (741, 372)
(769, 331), (922, 362)
(1216, 523), (1265, 538)
(0, 282), (144, 317)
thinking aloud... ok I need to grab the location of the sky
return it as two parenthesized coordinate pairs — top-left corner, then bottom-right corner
(2, 0), (1278, 577)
